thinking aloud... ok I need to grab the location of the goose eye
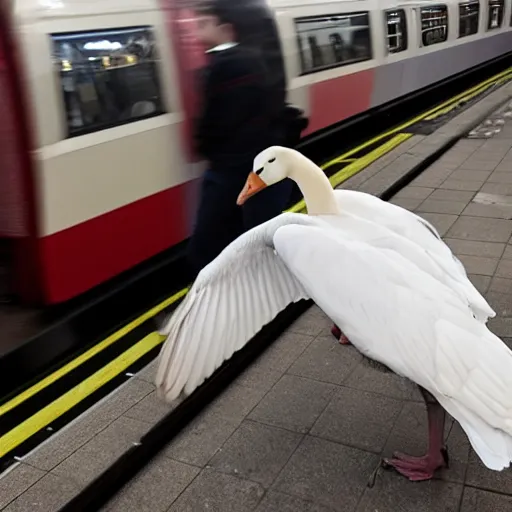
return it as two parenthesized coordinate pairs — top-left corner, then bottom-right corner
(268, 157), (276, 163)
(255, 167), (264, 175)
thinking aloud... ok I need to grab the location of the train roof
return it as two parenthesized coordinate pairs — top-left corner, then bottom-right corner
(12, 0), (464, 23)
(12, 0), (158, 21)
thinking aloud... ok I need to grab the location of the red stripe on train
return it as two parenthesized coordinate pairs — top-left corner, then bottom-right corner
(38, 183), (194, 304)
(304, 69), (375, 135)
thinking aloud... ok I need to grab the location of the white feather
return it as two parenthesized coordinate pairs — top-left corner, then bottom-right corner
(155, 213), (328, 403)
(333, 189), (495, 322)
(273, 224), (512, 470)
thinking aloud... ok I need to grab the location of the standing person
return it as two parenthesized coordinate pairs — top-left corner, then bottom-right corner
(187, 0), (302, 274)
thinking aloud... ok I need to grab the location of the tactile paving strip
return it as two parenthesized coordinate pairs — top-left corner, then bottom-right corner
(467, 101), (512, 139)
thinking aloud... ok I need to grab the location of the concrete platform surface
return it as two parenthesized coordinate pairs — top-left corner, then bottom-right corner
(2, 87), (512, 511)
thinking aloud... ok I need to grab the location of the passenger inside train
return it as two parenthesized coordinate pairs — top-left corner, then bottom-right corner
(186, 0), (307, 275)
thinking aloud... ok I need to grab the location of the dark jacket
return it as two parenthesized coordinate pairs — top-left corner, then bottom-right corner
(195, 44), (278, 173)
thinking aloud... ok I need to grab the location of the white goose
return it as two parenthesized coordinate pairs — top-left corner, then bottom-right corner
(156, 146), (511, 481)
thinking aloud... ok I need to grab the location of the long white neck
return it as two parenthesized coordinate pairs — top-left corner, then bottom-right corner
(287, 151), (341, 216)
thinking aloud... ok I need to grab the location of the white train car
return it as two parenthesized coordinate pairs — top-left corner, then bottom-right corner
(0, 0), (510, 305)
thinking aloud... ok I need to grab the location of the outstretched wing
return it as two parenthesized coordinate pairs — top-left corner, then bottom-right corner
(155, 213), (326, 403)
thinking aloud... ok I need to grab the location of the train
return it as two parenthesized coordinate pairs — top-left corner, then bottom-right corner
(0, 0), (511, 305)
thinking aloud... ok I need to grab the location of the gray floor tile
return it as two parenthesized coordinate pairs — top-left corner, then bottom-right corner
(444, 239), (505, 258)
(450, 169), (492, 180)
(384, 402), (470, 483)
(288, 306), (332, 338)
(481, 182), (512, 195)
(457, 160), (499, 171)
(495, 162), (512, 173)
(104, 455), (199, 512)
(410, 174), (448, 188)
(487, 171), (512, 184)
(255, 491), (337, 512)
(457, 255), (499, 276)
(0, 464), (45, 509)
(208, 420), (302, 488)
(123, 390), (174, 425)
(416, 199), (468, 215)
(26, 378), (154, 471)
(417, 213), (458, 237)
(255, 331), (314, 373)
(489, 276), (512, 294)
(167, 468), (264, 512)
(248, 375), (338, 434)
(460, 486), (512, 511)
(163, 407), (240, 467)
(357, 471), (463, 512)
(51, 416), (150, 487)
(134, 359), (158, 383)
(273, 436), (379, 512)
(440, 179), (483, 192)
(2, 472), (79, 512)
(484, 292), (512, 317)
(502, 245), (512, 259)
(343, 360), (417, 401)
(287, 335), (362, 385)
(495, 259), (512, 279)
(389, 197), (424, 210)
(311, 387), (402, 453)
(465, 450), (512, 494)
(462, 202), (512, 220)
(468, 274), (491, 294)
(429, 189), (476, 202)
(446, 216), (512, 242)
(394, 186), (434, 200)
(236, 363), (283, 393)
(205, 383), (267, 424)
(487, 316), (512, 337)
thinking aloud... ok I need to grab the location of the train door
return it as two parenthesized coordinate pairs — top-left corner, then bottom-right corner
(0, 4), (39, 303)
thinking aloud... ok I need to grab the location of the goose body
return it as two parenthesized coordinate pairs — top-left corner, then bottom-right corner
(156, 146), (510, 479)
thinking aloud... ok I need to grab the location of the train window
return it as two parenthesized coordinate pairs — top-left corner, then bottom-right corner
(487, 0), (504, 29)
(295, 13), (372, 74)
(420, 5), (449, 46)
(459, 1), (480, 36)
(385, 9), (408, 53)
(51, 26), (165, 138)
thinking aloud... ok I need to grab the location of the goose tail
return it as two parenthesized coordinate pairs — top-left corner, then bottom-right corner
(434, 320), (512, 470)
(438, 397), (512, 471)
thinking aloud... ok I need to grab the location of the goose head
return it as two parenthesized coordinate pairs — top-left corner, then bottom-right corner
(237, 146), (340, 216)
(237, 147), (289, 205)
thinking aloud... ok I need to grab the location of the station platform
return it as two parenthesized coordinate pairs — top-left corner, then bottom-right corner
(2, 84), (512, 511)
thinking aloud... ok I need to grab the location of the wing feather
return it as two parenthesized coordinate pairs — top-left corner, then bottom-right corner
(155, 213), (326, 403)
(273, 224), (512, 469)
(334, 189), (495, 321)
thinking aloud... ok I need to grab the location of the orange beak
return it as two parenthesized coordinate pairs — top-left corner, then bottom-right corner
(237, 172), (267, 205)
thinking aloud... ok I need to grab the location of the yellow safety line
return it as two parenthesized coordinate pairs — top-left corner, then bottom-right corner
(425, 71), (512, 120)
(0, 287), (188, 418)
(318, 66), (512, 170)
(288, 133), (412, 213)
(0, 332), (166, 458)
(1, 66), (509, 422)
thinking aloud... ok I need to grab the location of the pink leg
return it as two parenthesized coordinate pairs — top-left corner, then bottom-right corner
(331, 324), (351, 345)
(383, 388), (448, 481)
